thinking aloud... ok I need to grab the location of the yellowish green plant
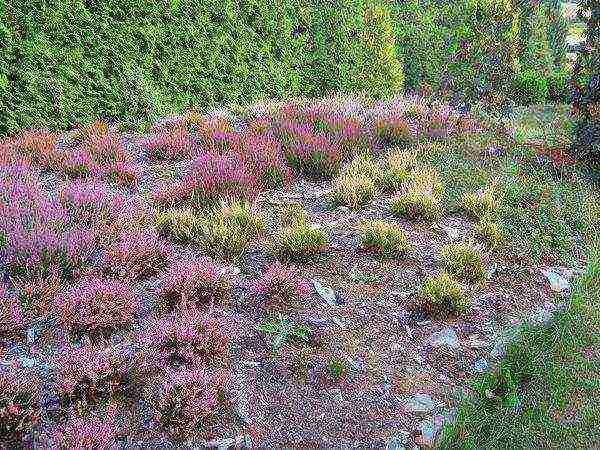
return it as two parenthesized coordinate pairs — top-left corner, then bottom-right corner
(330, 175), (376, 209)
(418, 273), (469, 317)
(155, 207), (201, 242)
(359, 220), (411, 257)
(380, 148), (417, 192)
(441, 240), (486, 282)
(461, 187), (498, 220)
(475, 219), (506, 249)
(274, 222), (327, 260)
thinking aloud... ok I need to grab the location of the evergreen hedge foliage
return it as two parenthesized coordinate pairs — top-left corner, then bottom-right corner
(0, 0), (404, 135)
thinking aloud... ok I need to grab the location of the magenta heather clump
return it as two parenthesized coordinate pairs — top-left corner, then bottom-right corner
(54, 344), (134, 405)
(143, 128), (191, 161)
(250, 262), (310, 307)
(104, 230), (173, 279)
(155, 368), (228, 436)
(157, 258), (231, 310)
(240, 134), (294, 188)
(56, 278), (140, 338)
(142, 307), (229, 367)
(52, 407), (120, 450)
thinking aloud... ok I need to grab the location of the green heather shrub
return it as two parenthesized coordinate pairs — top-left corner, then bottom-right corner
(359, 220), (411, 258)
(156, 208), (201, 243)
(513, 69), (550, 105)
(441, 241), (486, 283)
(274, 222), (327, 260)
(418, 273), (469, 317)
(1, 0), (403, 135)
(381, 149), (417, 192)
(329, 175), (376, 210)
(391, 189), (443, 222)
(199, 201), (264, 259)
(475, 219), (506, 249)
(461, 187), (498, 220)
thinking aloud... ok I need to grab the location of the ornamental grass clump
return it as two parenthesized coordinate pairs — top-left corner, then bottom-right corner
(359, 220), (411, 258)
(274, 222), (328, 260)
(461, 187), (498, 220)
(418, 273), (469, 317)
(155, 368), (228, 438)
(56, 278), (140, 339)
(54, 345), (135, 406)
(250, 262), (310, 308)
(155, 207), (201, 243)
(157, 258), (231, 310)
(441, 241), (487, 283)
(475, 219), (506, 249)
(390, 167), (445, 222)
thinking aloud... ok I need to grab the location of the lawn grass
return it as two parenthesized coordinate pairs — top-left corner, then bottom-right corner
(437, 249), (600, 449)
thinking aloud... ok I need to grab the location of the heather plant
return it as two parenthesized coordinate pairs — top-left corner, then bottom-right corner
(155, 208), (201, 243)
(380, 148), (417, 192)
(0, 365), (40, 445)
(240, 134), (294, 188)
(52, 407), (121, 450)
(104, 159), (142, 186)
(143, 308), (229, 367)
(157, 258), (231, 311)
(273, 222), (328, 260)
(56, 278), (140, 339)
(60, 180), (125, 230)
(54, 345), (135, 406)
(461, 187), (498, 220)
(475, 220), (506, 250)
(9, 129), (60, 169)
(441, 241), (487, 283)
(281, 123), (346, 179)
(104, 230), (172, 279)
(250, 262), (310, 308)
(155, 368), (228, 438)
(417, 273), (469, 317)
(359, 220), (411, 258)
(374, 115), (416, 147)
(143, 127), (192, 160)
(390, 188), (444, 222)
(0, 285), (25, 340)
(198, 201), (264, 259)
(329, 174), (376, 209)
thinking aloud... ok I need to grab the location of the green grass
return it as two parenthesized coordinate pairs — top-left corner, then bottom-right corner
(438, 252), (600, 449)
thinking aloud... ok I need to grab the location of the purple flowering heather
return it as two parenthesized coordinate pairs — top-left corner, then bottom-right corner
(143, 128), (191, 161)
(56, 277), (140, 338)
(250, 262), (310, 307)
(52, 407), (120, 450)
(240, 134), (294, 188)
(155, 367), (228, 436)
(0, 285), (25, 339)
(142, 307), (229, 367)
(104, 230), (173, 279)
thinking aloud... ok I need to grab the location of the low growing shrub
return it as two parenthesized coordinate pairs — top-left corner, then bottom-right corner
(475, 219), (506, 249)
(417, 273), (469, 317)
(273, 222), (328, 260)
(441, 241), (487, 283)
(250, 263), (310, 308)
(56, 278), (140, 339)
(0, 366), (40, 446)
(52, 407), (121, 450)
(54, 345), (135, 406)
(359, 220), (411, 258)
(390, 188), (443, 222)
(329, 175), (376, 209)
(0, 285), (25, 340)
(157, 259), (231, 311)
(375, 115), (415, 147)
(155, 368), (228, 438)
(461, 187), (498, 220)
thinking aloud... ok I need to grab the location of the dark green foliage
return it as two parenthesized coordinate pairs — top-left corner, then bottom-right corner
(0, 0), (404, 135)
(570, 1), (600, 163)
(513, 70), (550, 105)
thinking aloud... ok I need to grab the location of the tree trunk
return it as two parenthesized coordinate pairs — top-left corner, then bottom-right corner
(570, 1), (600, 163)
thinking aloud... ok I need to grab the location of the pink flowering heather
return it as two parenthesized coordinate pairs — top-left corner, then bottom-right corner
(12, 129), (61, 170)
(157, 259), (231, 311)
(193, 116), (232, 146)
(0, 285), (25, 340)
(52, 407), (120, 450)
(0, 364), (40, 445)
(374, 114), (418, 147)
(60, 180), (123, 227)
(155, 368), (228, 437)
(239, 134), (294, 188)
(143, 128), (191, 161)
(183, 152), (259, 206)
(424, 103), (459, 139)
(61, 148), (99, 178)
(54, 345), (134, 405)
(142, 308), (229, 367)
(104, 159), (142, 186)
(281, 124), (344, 179)
(104, 230), (173, 279)
(56, 278), (139, 338)
(250, 262), (310, 307)
(82, 132), (126, 164)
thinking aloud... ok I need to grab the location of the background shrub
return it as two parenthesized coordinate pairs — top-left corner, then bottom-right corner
(0, 0), (404, 135)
